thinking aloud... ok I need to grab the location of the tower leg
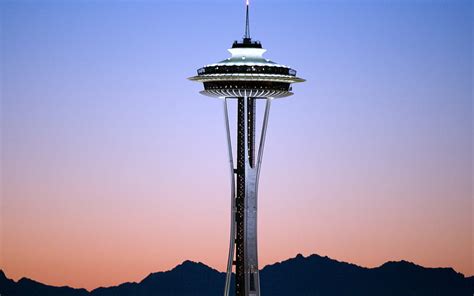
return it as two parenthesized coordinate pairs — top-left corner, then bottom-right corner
(224, 98), (236, 296)
(224, 97), (272, 296)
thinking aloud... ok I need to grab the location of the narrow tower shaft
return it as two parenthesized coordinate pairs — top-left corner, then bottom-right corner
(235, 97), (247, 295)
(234, 97), (260, 296)
(235, 97), (259, 296)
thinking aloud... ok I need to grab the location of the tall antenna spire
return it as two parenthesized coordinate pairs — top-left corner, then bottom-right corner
(232, 0), (261, 48)
(245, 0), (250, 39)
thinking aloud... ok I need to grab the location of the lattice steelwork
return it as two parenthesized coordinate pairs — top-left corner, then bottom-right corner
(236, 97), (246, 294)
(189, 1), (304, 295)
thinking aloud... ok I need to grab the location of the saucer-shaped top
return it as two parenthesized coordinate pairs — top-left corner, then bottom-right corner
(189, 45), (304, 99)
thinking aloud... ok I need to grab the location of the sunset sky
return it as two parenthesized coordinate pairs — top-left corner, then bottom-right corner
(1, 0), (472, 291)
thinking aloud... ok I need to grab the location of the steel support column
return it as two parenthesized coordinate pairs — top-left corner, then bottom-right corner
(224, 97), (272, 296)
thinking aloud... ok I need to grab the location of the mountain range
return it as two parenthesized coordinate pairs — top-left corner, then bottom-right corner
(1, 253), (472, 296)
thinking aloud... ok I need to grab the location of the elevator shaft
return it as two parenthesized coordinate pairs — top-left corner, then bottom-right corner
(235, 97), (259, 296)
(224, 97), (272, 296)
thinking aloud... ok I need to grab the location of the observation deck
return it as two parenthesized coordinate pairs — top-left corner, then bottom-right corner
(189, 40), (305, 99)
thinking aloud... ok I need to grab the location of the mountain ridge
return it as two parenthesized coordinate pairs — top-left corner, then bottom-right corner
(1, 253), (472, 296)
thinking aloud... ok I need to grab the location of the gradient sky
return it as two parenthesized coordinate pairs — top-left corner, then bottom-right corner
(1, 0), (472, 291)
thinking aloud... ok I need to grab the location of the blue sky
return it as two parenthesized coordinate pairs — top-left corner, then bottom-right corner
(1, 0), (472, 289)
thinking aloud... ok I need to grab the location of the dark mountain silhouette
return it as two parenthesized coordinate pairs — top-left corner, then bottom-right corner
(0, 270), (89, 296)
(1, 254), (472, 296)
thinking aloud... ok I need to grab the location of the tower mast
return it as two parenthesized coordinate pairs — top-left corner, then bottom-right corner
(245, 0), (250, 39)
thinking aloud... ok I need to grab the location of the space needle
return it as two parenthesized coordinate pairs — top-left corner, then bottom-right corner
(189, 1), (304, 295)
